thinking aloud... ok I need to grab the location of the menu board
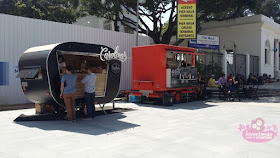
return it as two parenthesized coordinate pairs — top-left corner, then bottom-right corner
(169, 67), (197, 88)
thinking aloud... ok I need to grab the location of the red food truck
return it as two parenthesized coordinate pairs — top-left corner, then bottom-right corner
(131, 44), (203, 106)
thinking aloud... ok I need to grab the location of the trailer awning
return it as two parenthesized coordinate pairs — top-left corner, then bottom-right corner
(16, 68), (40, 79)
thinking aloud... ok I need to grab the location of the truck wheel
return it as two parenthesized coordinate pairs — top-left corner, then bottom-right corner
(162, 93), (174, 106)
(174, 92), (181, 104)
(141, 96), (147, 104)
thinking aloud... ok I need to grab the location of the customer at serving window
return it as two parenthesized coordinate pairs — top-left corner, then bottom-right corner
(60, 65), (77, 121)
(81, 67), (97, 120)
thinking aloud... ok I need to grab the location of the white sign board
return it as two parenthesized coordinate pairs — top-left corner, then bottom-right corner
(189, 35), (220, 50)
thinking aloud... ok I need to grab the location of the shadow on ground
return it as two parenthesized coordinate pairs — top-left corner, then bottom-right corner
(208, 97), (280, 104)
(135, 96), (280, 110)
(136, 100), (218, 110)
(14, 108), (140, 136)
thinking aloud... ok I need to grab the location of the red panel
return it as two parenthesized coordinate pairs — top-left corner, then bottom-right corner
(132, 44), (198, 92)
(132, 45), (165, 91)
(178, 0), (196, 4)
(130, 92), (143, 96)
(148, 93), (161, 98)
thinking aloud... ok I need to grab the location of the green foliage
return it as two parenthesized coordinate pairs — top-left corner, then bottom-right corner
(254, 0), (280, 24)
(196, 60), (223, 80)
(0, 0), (84, 23)
(198, 0), (259, 22)
(81, 0), (263, 45)
(161, 21), (169, 37)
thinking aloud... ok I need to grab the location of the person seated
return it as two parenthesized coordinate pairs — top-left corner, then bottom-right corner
(208, 75), (219, 87)
(227, 74), (232, 82)
(267, 75), (279, 83)
(232, 75), (241, 101)
(197, 72), (205, 85)
(218, 74), (227, 87)
(218, 74), (227, 99)
(181, 60), (186, 67)
(195, 86), (204, 100)
(262, 73), (268, 82)
(258, 75), (264, 85)
(252, 75), (258, 84)
(240, 75), (246, 86)
(247, 73), (257, 85)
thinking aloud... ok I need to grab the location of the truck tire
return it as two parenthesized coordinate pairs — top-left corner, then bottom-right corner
(141, 96), (147, 104)
(162, 93), (174, 106)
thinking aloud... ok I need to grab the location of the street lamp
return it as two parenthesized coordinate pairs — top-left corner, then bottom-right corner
(136, 0), (146, 46)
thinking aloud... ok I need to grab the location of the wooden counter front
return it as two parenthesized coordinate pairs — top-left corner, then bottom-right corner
(75, 73), (106, 98)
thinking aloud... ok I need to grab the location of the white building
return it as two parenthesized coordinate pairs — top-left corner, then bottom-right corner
(0, 13), (150, 105)
(200, 14), (280, 78)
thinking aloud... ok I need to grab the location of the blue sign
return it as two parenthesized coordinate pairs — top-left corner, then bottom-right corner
(189, 35), (220, 50)
(0, 62), (9, 86)
(189, 43), (220, 50)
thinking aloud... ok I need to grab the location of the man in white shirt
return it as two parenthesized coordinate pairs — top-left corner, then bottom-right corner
(81, 67), (97, 119)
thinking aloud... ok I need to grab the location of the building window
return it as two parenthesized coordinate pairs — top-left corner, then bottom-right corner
(265, 40), (270, 65)
(103, 20), (112, 30)
(124, 26), (134, 34)
(0, 62), (9, 86)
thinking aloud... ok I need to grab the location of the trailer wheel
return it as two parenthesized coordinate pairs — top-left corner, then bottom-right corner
(162, 93), (174, 106)
(55, 106), (65, 114)
(174, 92), (181, 104)
(141, 96), (147, 104)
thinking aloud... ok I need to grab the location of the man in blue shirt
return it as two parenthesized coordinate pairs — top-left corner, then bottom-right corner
(60, 65), (77, 121)
(82, 67), (97, 119)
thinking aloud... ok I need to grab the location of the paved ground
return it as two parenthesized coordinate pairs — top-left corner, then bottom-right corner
(1, 97), (280, 158)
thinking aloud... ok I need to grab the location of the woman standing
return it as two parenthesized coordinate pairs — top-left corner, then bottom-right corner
(60, 65), (77, 121)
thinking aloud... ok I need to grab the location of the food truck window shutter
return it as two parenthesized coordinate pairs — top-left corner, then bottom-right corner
(16, 68), (40, 79)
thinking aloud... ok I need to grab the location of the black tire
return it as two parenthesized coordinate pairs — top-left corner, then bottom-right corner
(162, 93), (174, 106)
(141, 96), (147, 104)
(54, 106), (65, 114)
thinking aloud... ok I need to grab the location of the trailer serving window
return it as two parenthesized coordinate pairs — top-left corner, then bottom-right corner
(16, 67), (42, 80)
(56, 51), (108, 98)
(166, 51), (193, 68)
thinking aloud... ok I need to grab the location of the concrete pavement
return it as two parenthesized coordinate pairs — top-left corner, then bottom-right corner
(1, 97), (280, 158)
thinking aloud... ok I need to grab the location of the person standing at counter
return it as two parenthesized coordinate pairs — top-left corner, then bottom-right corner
(81, 67), (97, 119)
(60, 65), (77, 121)
(58, 56), (66, 73)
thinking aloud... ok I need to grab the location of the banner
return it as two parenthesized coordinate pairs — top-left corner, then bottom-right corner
(177, 0), (196, 39)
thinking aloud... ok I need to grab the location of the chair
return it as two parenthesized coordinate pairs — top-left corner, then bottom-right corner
(247, 84), (259, 100)
(225, 84), (241, 101)
(252, 84), (259, 100)
(240, 84), (249, 99)
(218, 85), (227, 100)
(200, 80), (211, 101)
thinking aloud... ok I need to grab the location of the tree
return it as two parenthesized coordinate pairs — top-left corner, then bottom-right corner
(82, 0), (122, 31)
(81, 0), (261, 45)
(254, 0), (280, 24)
(0, 0), (84, 24)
